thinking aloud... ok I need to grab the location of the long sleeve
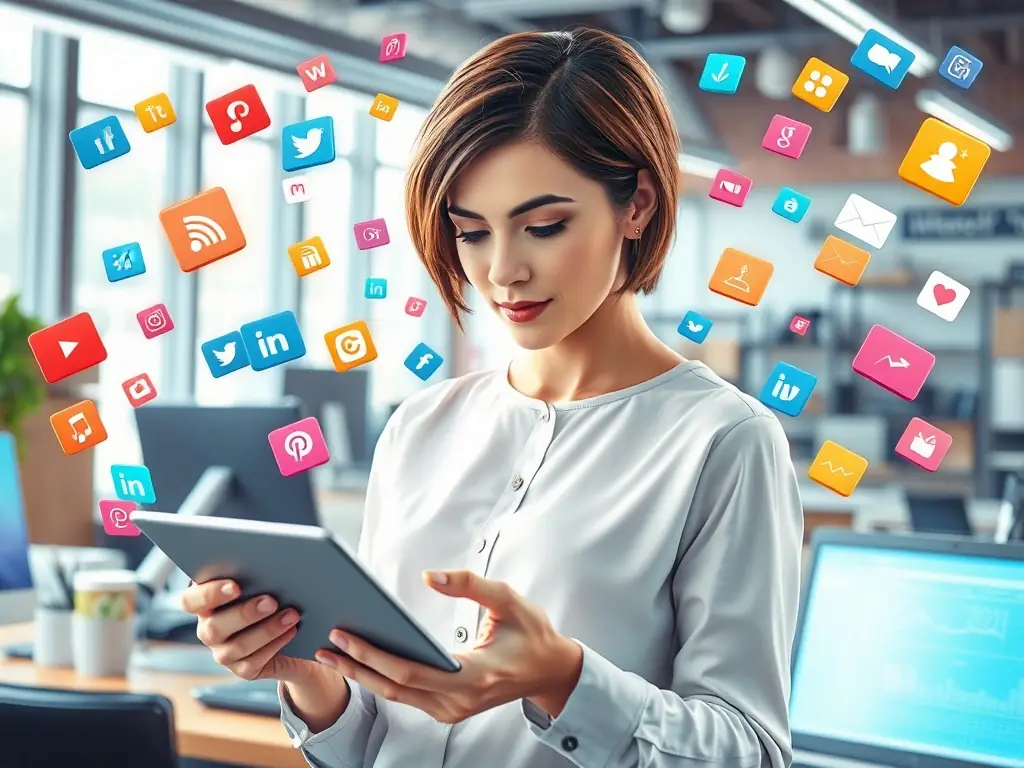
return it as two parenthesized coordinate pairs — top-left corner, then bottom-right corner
(521, 414), (804, 768)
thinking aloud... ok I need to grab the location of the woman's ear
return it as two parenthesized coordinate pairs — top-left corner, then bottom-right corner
(624, 169), (658, 239)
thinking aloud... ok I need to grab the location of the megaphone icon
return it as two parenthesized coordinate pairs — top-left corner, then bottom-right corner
(719, 180), (742, 195)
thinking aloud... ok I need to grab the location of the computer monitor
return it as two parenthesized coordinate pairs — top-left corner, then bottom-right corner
(996, 473), (1023, 544)
(791, 530), (1024, 768)
(0, 432), (33, 624)
(283, 368), (370, 466)
(906, 493), (973, 536)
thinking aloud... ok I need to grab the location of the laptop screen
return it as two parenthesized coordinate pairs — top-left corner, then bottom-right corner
(791, 542), (1024, 768)
(0, 433), (32, 592)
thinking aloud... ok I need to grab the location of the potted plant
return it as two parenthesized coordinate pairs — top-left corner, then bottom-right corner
(0, 295), (46, 455)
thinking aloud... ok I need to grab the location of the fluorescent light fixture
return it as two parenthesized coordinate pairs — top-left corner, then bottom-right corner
(916, 89), (1014, 152)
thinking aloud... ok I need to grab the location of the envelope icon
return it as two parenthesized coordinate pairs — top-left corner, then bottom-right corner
(833, 194), (897, 248)
(814, 235), (871, 286)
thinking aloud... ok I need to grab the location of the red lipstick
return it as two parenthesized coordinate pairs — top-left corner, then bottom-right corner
(498, 300), (551, 324)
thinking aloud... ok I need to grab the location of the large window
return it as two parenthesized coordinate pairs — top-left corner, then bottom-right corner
(0, 6), (32, 302)
(0, 6), (33, 89)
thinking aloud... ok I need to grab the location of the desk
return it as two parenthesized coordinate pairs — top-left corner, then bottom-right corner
(0, 623), (305, 768)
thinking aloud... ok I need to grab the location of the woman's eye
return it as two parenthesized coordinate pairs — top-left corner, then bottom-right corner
(456, 230), (488, 244)
(527, 221), (566, 238)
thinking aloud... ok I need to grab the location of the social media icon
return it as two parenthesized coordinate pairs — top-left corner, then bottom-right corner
(790, 315), (811, 336)
(677, 311), (713, 344)
(282, 175), (313, 204)
(850, 29), (915, 89)
(405, 297), (427, 317)
(239, 311), (306, 371)
(708, 169), (752, 207)
(762, 115), (812, 160)
(808, 440), (868, 497)
(405, 343), (443, 381)
(379, 33), (408, 63)
(29, 312), (108, 384)
(898, 117), (991, 206)
(940, 46), (982, 89)
(134, 93), (176, 133)
(814, 235), (870, 287)
(282, 116), (336, 172)
(201, 330), (251, 378)
(354, 218), (391, 250)
(698, 53), (746, 94)
(205, 84), (271, 145)
(369, 93), (399, 121)
(68, 115), (131, 169)
(772, 187), (811, 223)
(325, 321), (378, 373)
(758, 362), (817, 417)
(296, 54), (337, 92)
(288, 236), (330, 277)
(98, 499), (140, 537)
(917, 270), (970, 322)
(365, 278), (387, 299)
(122, 373), (157, 407)
(851, 324), (935, 401)
(895, 417), (953, 472)
(102, 242), (146, 283)
(111, 464), (156, 504)
(834, 194), (896, 249)
(708, 248), (774, 307)
(137, 304), (174, 339)
(791, 57), (849, 112)
(50, 399), (107, 456)
(160, 187), (247, 272)
(268, 416), (331, 477)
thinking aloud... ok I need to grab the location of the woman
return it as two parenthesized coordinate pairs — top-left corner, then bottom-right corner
(181, 27), (804, 768)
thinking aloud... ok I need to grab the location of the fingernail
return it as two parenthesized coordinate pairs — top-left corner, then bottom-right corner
(331, 632), (348, 651)
(426, 571), (449, 585)
(222, 583), (236, 596)
(281, 611), (299, 627)
(258, 597), (276, 614)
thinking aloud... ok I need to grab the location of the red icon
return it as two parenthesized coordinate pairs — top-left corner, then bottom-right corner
(28, 312), (108, 384)
(379, 33), (408, 63)
(137, 304), (174, 339)
(296, 55), (337, 92)
(98, 500), (141, 537)
(405, 297), (426, 317)
(205, 85), (271, 145)
(122, 373), (158, 407)
(708, 169), (752, 207)
(790, 315), (811, 335)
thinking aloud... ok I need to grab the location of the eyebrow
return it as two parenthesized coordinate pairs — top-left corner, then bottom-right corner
(447, 194), (576, 221)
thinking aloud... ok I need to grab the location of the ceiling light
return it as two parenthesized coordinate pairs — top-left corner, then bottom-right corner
(662, 0), (712, 34)
(915, 89), (1014, 152)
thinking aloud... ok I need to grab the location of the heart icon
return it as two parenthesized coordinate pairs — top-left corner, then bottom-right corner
(933, 284), (957, 305)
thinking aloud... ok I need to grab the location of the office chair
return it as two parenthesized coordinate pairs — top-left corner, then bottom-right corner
(0, 683), (177, 768)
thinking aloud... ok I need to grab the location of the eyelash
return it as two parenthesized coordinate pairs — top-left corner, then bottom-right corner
(456, 221), (567, 245)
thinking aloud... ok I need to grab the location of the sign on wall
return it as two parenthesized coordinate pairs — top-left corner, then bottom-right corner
(902, 206), (1024, 240)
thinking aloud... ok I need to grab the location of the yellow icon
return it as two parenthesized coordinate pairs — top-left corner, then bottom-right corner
(808, 440), (868, 497)
(791, 58), (849, 113)
(288, 236), (330, 277)
(369, 93), (400, 122)
(814, 235), (870, 287)
(898, 118), (991, 206)
(325, 321), (378, 373)
(134, 93), (177, 133)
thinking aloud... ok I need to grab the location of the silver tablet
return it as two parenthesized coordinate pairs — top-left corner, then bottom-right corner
(132, 511), (461, 672)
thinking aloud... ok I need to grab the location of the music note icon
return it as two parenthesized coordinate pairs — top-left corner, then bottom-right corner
(50, 399), (107, 456)
(68, 412), (92, 443)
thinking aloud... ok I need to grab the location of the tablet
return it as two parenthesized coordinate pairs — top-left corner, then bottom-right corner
(132, 512), (461, 672)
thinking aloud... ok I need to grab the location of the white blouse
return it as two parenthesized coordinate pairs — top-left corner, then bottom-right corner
(279, 360), (804, 768)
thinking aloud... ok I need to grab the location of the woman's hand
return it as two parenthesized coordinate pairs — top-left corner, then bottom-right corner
(315, 570), (584, 724)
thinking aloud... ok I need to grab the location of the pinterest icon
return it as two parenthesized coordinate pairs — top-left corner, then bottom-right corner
(268, 416), (331, 477)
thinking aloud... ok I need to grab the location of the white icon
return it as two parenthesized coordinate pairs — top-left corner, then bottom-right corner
(777, 126), (794, 150)
(68, 412), (92, 444)
(384, 37), (402, 58)
(916, 270), (970, 323)
(366, 281), (385, 297)
(299, 245), (323, 270)
(304, 61), (328, 81)
(416, 353), (434, 370)
(770, 373), (801, 402)
(283, 430), (313, 462)
(212, 342), (237, 367)
(819, 460), (854, 476)
(183, 215), (227, 253)
(360, 227), (385, 242)
(58, 340), (78, 358)
(783, 198), (799, 214)
(866, 43), (902, 73)
(127, 379), (152, 400)
(334, 330), (367, 363)
(406, 300), (423, 314)
(282, 176), (312, 204)
(875, 354), (910, 368)
(116, 471), (147, 498)
(145, 104), (168, 122)
(108, 506), (132, 529)
(834, 194), (898, 248)
(292, 128), (323, 159)
(225, 100), (249, 133)
(920, 142), (959, 183)
(724, 264), (750, 292)
(374, 99), (392, 115)
(910, 433), (936, 458)
(947, 55), (972, 80)
(792, 318), (809, 332)
(113, 250), (133, 271)
(686, 320), (704, 333)
(254, 330), (289, 359)
(802, 69), (833, 99)
(93, 126), (115, 155)
(710, 61), (729, 83)
(143, 309), (168, 333)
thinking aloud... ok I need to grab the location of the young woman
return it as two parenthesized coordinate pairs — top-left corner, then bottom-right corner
(182, 27), (804, 768)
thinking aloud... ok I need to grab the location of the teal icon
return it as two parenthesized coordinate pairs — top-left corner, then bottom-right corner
(699, 54), (746, 94)
(772, 187), (812, 223)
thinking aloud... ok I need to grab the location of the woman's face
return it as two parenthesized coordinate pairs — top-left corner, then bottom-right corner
(447, 141), (633, 351)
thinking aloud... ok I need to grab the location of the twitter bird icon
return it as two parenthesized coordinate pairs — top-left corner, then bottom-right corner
(201, 330), (251, 378)
(282, 116), (335, 172)
(677, 310), (713, 344)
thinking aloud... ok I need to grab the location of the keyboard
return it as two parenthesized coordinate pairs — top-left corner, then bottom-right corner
(192, 679), (281, 717)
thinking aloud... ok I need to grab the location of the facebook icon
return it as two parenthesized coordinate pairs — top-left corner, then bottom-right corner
(404, 342), (443, 381)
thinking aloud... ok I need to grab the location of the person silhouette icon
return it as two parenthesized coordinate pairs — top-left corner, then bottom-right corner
(920, 141), (958, 183)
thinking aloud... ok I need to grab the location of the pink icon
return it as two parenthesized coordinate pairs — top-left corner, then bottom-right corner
(137, 304), (174, 339)
(851, 324), (935, 401)
(405, 297), (426, 317)
(98, 499), (140, 537)
(708, 169), (752, 207)
(895, 417), (953, 472)
(379, 33), (408, 63)
(354, 218), (391, 250)
(268, 416), (331, 477)
(761, 114), (812, 160)
(790, 315), (811, 336)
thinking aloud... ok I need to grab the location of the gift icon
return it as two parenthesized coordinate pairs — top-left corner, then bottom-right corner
(910, 432), (936, 458)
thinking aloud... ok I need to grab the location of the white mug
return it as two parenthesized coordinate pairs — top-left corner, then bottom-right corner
(34, 607), (73, 668)
(71, 569), (137, 677)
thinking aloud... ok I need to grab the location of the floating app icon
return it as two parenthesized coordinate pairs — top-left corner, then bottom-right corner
(365, 278), (387, 299)
(762, 115), (812, 160)
(814, 235), (870, 287)
(791, 57), (849, 112)
(160, 187), (247, 272)
(758, 362), (817, 417)
(833, 194), (896, 248)
(282, 175), (313, 204)
(850, 29), (915, 89)
(201, 330), (250, 378)
(354, 218), (390, 250)
(134, 93), (176, 133)
(268, 416), (331, 477)
(772, 187), (811, 223)
(296, 54), (337, 92)
(69, 115), (131, 169)
(102, 242), (146, 283)
(790, 315), (811, 336)
(325, 321), (378, 373)
(240, 311), (306, 371)
(940, 46), (982, 89)
(708, 169), (752, 207)
(98, 500), (140, 537)
(808, 440), (868, 497)
(50, 399), (107, 456)
(898, 117), (991, 206)
(111, 464), (156, 504)
(916, 270), (970, 322)
(677, 311), (713, 344)
(380, 33), (408, 63)
(405, 297), (427, 317)
(29, 312), (108, 384)
(282, 116), (336, 172)
(405, 343), (443, 381)
(370, 93), (399, 121)
(895, 417), (953, 472)
(698, 53), (746, 94)
(851, 324), (935, 401)
(288, 236), (330, 277)
(122, 373), (157, 407)
(137, 304), (174, 339)
(708, 248), (774, 307)
(205, 84), (271, 145)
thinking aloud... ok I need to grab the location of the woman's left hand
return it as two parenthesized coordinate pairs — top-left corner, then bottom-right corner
(315, 570), (584, 724)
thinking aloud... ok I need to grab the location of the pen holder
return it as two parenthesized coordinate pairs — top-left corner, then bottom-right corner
(34, 607), (73, 668)
(72, 569), (137, 677)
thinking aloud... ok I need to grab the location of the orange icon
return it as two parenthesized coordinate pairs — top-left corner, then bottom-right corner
(134, 93), (177, 133)
(369, 93), (400, 122)
(791, 58), (849, 113)
(814, 235), (870, 286)
(288, 236), (331, 277)
(50, 399), (107, 456)
(898, 117), (991, 206)
(808, 440), (868, 497)
(325, 321), (378, 373)
(159, 187), (247, 272)
(708, 248), (774, 306)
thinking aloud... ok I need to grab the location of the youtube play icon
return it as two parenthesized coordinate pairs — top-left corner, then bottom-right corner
(28, 312), (108, 383)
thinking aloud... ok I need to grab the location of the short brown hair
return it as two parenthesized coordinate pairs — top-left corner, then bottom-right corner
(405, 28), (681, 327)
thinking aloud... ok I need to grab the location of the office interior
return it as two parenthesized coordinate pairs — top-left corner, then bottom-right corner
(0, 0), (1022, 766)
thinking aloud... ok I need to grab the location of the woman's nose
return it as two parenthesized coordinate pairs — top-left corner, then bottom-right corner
(487, 238), (529, 288)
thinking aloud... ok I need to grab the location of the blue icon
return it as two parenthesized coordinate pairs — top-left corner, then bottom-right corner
(939, 46), (982, 89)
(365, 278), (387, 299)
(102, 242), (146, 282)
(69, 115), (131, 169)
(281, 116), (336, 172)
(239, 311), (306, 372)
(404, 343), (443, 381)
(698, 54), (746, 94)
(201, 330), (251, 378)
(758, 362), (817, 417)
(771, 187), (812, 223)
(677, 311), (713, 344)
(111, 464), (156, 504)
(850, 29), (915, 90)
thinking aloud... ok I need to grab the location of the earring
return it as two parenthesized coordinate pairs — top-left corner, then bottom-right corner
(634, 227), (641, 237)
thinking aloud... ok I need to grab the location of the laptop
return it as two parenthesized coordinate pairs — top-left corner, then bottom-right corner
(791, 529), (1024, 768)
(906, 493), (973, 537)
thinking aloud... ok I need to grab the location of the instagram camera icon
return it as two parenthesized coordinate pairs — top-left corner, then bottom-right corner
(98, 499), (141, 537)
(137, 304), (174, 339)
(405, 297), (426, 317)
(268, 416), (331, 477)
(354, 218), (390, 250)
(762, 114), (812, 160)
